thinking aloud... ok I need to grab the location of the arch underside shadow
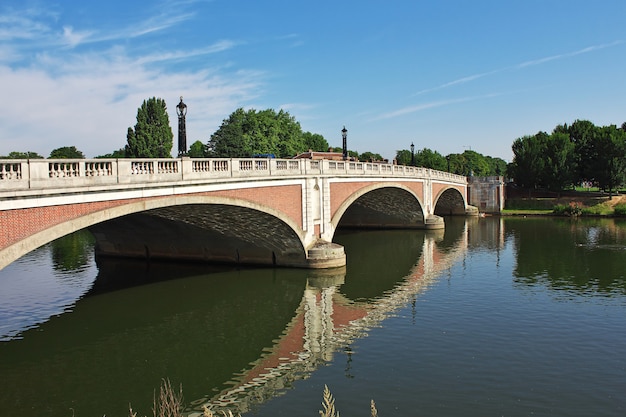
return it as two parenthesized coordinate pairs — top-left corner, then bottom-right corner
(89, 203), (308, 268)
(434, 188), (466, 216)
(337, 187), (425, 229)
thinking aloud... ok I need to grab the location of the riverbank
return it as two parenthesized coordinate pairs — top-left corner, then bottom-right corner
(501, 194), (626, 217)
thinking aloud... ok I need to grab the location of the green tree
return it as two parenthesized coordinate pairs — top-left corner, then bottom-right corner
(359, 151), (384, 162)
(564, 119), (599, 182)
(485, 156), (508, 176)
(510, 133), (547, 188)
(541, 131), (576, 191)
(49, 146), (85, 159)
(592, 125), (626, 197)
(125, 97), (173, 158)
(208, 108), (307, 158)
(414, 148), (447, 170)
(95, 148), (126, 158)
(395, 149), (412, 165)
(302, 131), (329, 152)
(188, 140), (208, 158)
(1, 151), (44, 159)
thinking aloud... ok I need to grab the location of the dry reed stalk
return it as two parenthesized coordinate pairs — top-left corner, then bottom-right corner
(319, 385), (340, 417)
(153, 378), (184, 417)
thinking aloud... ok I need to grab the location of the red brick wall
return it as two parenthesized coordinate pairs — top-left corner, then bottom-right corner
(0, 199), (143, 249)
(0, 184), (303, 251)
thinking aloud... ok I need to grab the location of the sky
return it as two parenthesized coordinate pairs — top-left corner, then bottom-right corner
(1, 0), (625, 162)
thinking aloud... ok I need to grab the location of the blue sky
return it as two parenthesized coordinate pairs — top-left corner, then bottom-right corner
(1, 0), (625, 162)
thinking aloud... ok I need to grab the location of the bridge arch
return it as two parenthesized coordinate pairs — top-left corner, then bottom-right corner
(433, 186), (467, 216)
(331, 183), (426, 234)
(4, 195), (311, 269)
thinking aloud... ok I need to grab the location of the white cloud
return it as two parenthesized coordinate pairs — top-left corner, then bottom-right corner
(0, 47), (263, 157)
(61, 26), (94, 48)
(0, 2), (264, 158)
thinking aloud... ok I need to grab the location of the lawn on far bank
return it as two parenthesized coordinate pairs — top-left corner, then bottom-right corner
(502, 193), (626, 216)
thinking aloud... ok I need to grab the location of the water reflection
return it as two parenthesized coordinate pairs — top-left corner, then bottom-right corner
(2, 217), (625, 416)
(506, 217), (626, 297)
(197, 228), (469, 415)
(0, 230), (97, 340)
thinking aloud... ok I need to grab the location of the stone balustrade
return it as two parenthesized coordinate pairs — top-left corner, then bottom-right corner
(0, 157), (466, 193)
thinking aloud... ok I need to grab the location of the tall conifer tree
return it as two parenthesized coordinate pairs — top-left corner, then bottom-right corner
(125, 97), (173, 158)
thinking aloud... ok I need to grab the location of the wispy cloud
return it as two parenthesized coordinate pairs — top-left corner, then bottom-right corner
(415, 41), (624, 96)
(61, 26), (93, 48)
(375, 94), (502, 120)
(0, 2), (261, 157)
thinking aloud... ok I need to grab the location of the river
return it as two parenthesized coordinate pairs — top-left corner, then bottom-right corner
(0, 216), (625, 417)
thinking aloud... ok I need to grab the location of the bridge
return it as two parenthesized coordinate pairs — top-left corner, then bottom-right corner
(0, 157), (471, 270)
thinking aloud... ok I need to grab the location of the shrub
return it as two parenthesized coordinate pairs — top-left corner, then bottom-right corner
(614, 203), (626, 216)
(553, 202), (583, 216)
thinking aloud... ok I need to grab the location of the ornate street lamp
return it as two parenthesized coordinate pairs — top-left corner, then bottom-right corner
(342, 126), (348, 161)
(410, 142), (415, 166)
(446, 155), (451, 172)
(176, 96), (187, 157)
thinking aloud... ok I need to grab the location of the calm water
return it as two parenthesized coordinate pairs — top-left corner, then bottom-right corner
(0, 217), (625, 417)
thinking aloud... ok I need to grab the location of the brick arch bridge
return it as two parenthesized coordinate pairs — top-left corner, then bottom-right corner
(0, 157), (471, 270)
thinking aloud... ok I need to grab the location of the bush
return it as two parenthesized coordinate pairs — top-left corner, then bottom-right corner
(553, 202), (583, 216)
(614, 203), (626, 216)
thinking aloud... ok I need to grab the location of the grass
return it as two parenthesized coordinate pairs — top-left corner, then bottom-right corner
(503, 194), (626, 217)
(129, 380), (379, 417)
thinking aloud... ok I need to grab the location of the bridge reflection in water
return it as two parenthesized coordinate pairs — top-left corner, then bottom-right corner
(0, 220), (469, 417)
(192, 223), (468, 415)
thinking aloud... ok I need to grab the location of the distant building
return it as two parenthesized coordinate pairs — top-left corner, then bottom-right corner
(293, 150), (346, 161)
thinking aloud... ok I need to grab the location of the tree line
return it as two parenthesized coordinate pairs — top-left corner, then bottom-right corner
(509, 120), (626, 195)
(3, 96), (623, 192)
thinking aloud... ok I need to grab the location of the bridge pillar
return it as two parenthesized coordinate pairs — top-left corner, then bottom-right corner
(302, 176), (346, 268)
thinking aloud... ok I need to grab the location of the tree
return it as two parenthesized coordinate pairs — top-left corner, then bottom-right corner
(1, 151), (44, 159)
(592, 125), (626, 197)
(208, 108), (308, 158)
(510, 133), (547, 188)
(359, 151), (384, 162)
(188, 140), (208, 158)
(395, 149), (412, 165)
(414, 148), (447, 170)
(49, 146), (85, 159)
(302, 131), (329, 152)
(95, 148), (126, 158)
(125, 97), (173, 158)
(541, 131), (576, 191)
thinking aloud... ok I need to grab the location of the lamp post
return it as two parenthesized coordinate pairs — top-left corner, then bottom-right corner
(176, 96), (187, 157)
(446, 155), (450, 172)
(342, 126), (348, 161)
(410, 142), (415, 166)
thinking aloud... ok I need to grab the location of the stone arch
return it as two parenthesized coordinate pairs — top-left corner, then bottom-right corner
(331, 183), (426, 235)
(1, 196), (309, 270)
(433, 187), (467, 215)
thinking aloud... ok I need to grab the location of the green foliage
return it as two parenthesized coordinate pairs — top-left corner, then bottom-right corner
(302, 131), (330, 152)
(395, 147), (505, 175)
(95, 148), (126, 158)
(208, 108), (308, 158)
(552, 202), (583, 216)
(188, 140), (208, 158)
(512, 120), (626, 194)
(359, 151), (384, 162)
(395, 149), (412, 165)
(414, 148), (447, 170)
(0, 151), (44, 159)
(49, 146), (85, 159)
(125, 97), (174, 158)
(614, 203), (626, 216)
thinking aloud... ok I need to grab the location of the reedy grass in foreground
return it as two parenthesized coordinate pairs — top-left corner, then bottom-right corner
(130, 380), (379, 417)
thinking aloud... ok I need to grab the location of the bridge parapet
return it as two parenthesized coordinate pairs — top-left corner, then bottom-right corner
(0, 158), (466, 195)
